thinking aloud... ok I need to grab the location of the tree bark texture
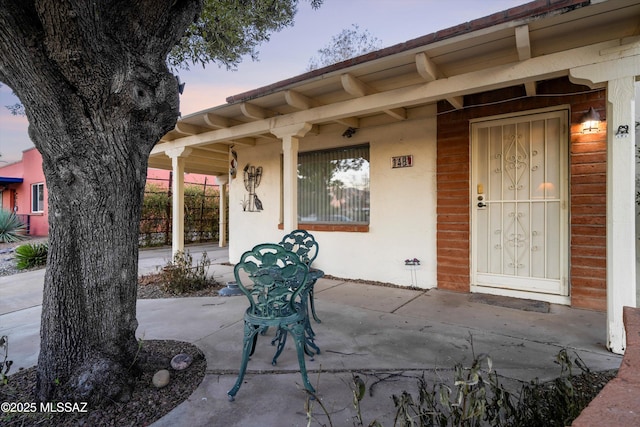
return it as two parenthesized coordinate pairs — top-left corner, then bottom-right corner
(0, 0), (201, 402)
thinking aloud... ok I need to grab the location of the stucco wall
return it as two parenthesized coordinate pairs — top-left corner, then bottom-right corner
(229, 105), (438, 288)
(0, 148), (48, 236)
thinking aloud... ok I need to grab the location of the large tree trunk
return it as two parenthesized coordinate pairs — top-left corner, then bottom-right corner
(0, 0), (201, 402)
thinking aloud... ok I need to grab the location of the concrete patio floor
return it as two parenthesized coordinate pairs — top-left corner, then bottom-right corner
(0, 244), (622, 426)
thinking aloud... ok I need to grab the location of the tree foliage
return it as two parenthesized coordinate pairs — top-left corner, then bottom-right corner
(171, 0), (322, 70)
(307, 24), (382, 71)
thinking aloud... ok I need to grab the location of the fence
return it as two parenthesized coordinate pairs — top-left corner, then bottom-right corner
(139, 175), (227, 247)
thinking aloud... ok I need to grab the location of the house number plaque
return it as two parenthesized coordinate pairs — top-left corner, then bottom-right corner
(391, 155), (413, 168)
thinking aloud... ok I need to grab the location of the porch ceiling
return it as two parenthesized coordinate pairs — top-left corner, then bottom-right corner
(149, 0), (640, 175)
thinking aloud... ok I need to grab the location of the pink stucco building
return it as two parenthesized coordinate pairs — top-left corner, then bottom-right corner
(0, 148), (48, 236)
(0, 147), (216, 236)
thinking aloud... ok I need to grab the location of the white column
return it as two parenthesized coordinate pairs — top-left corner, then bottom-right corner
(271, 123), (313, 232)
(216, 174), (228, 247)
(606, 77), (637, 354)
(165, 147), (192, 258)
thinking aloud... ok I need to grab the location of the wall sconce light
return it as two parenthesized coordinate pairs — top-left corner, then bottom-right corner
(581, 107), (600, 134)
(342, 127), (357, 138)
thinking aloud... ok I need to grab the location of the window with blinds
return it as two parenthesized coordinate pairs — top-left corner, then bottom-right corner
(298, 144), (370, 224)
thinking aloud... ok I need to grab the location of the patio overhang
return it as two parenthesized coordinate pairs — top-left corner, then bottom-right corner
(149, 0), (640, 173)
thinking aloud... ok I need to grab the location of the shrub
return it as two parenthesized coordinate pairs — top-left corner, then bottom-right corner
(15, 242), (48, 270)
(306, 344), (614, 427)
(0, 210), (27, 243)
(160, 250), (213, 294)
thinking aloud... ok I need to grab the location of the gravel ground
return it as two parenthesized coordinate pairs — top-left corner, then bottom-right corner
(0, 237), (49, 277)
(0, 340), (206, 427)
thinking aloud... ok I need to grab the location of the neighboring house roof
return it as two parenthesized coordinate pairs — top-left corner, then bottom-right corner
(149, 0), (640, 175)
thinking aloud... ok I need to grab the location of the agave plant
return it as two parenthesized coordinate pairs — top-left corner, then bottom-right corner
(0, 209), (27, 243)
(15, 242), (48, 270)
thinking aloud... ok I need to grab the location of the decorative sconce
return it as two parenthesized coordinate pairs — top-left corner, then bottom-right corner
(581, 107), (600, 134)
(229, 148), (238, 179)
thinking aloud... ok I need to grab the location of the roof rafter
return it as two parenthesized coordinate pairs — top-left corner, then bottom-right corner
(204, 113), (231, 129)
(285, 89), (359, 128)
(341, 73), (407, 120)
(285, 90), (320, 109)
(415, 52), (464, 110)
(174, 122), (209, 136)
(515, 25), (537, 96)
(240, 102), (276, 120)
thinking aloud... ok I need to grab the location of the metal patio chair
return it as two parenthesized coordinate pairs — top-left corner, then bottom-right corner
(227, 243), (316, 401)
(279, 229), (324, 323)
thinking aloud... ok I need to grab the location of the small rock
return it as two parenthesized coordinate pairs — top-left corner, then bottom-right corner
(171, 353), (193, 371)
(152, 369), (170, 388)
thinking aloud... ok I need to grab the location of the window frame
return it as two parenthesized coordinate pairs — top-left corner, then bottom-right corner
(31, 182), (45, 213)
(297, 144), (370, 226)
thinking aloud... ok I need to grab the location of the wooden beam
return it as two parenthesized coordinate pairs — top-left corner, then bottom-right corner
(524, 81), (537, 96)
(188, 147), (228, 163)
(204, 113), (231, 129)
(335, 117), (360, 128)
(415, 52), (439, 82)
(229, 137), (256, 146)
(285, 90), (321, 109)
(515, 25), (531, 61)
(342, 73), (406, 120)
(447, 96), (464, 110)
(194, 144), (231, 155)
(385, 108), (407, 120)
(341, 73), (370, 97)
(240, 102), (274, 120)
(174, 122), (209, 136)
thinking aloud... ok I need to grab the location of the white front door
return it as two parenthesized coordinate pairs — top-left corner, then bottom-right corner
(471, 110), (568, 298)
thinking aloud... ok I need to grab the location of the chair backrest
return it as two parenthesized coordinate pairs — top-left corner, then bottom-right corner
(279, 229), (319, 266)
(234, 243), (309, 320)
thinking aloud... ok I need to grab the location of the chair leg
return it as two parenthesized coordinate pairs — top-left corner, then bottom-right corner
(303, 314), (320, 356)
(309, 287), (321, 323)
(271, 328), (288, 365)
(291, 322), (316, 395)
(228, 323), (260, 401)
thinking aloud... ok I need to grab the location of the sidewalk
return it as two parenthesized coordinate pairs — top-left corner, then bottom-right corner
(0, 245), (622, 426)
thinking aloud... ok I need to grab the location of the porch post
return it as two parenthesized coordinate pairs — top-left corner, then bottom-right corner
(217, 174), (228, 247)
(166, 147), (192, 258)
(271, 123), (313, 232)
(605, 77), (637, 354)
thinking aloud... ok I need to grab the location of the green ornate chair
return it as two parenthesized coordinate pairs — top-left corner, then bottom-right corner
(279, 229), (324, 323)
(227, 243), (316, 401)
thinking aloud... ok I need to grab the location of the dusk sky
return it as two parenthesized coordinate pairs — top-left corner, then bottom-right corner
(0, 0), (530, 164)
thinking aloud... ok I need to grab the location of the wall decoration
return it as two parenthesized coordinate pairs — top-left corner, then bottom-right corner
(242, 164), (263, 211)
